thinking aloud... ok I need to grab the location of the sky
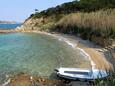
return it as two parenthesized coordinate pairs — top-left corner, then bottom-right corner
(0, 0), (74, 22)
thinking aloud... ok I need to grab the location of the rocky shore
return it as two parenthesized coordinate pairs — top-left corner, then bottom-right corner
(2, 73), (66, 86)
(2, 72), (94, 86)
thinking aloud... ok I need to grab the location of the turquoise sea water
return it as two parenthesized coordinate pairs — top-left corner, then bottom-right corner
(0, 23), (21, 29)
(0, 32), (90, 82)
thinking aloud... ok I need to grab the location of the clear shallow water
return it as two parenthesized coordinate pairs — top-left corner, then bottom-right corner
(0, 32), (90, 81)
(0, 23), (21, 29)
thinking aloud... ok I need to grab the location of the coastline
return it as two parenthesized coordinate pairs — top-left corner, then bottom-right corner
(0, 29), (113, 70)
(0, 29), (114, 86)
(31, 30), (113, 70)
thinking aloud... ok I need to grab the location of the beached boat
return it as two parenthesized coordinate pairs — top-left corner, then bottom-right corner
(54, 68), (108, 81)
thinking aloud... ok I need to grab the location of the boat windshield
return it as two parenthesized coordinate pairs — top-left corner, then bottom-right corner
(64, 71), (89, 75)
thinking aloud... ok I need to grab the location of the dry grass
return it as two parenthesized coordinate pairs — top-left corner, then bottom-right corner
(56, 9), (115, 38)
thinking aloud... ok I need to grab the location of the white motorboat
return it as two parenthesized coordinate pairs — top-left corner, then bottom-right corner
(54, 68), (108, 80)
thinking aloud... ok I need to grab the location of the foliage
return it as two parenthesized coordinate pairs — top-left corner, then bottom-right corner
(31, 0), (115, 19)
(79, 0), (115, 11)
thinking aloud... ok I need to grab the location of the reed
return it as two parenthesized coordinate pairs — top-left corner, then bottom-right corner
(55, 9), (115, 39)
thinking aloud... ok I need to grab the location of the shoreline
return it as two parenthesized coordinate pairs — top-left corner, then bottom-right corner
(31, 30), (113, 70)
(34, 31), (94, 69)
(0, 29), (113, 70)
(0, 30), (114, 86)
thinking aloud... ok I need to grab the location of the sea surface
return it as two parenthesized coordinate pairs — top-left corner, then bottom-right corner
(0, 24), (90, 82)
(0, 23), (21, 29)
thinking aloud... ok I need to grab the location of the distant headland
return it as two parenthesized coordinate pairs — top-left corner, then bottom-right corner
(0, 20), (17, 24)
